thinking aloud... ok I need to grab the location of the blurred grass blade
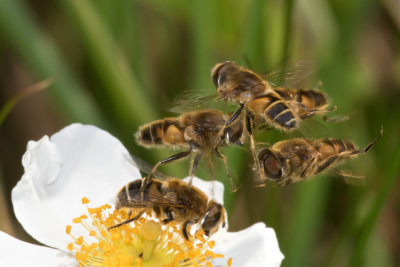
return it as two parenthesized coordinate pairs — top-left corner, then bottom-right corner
(349, 142), (400, 267)
(242, 0), (266, 69)
(59, 0), (158, 128)
(0, 0), (105, 125)
(0, 170), (14, 235)
(283, 178), (329, 267)
(189, 0), (214, 90)
(382, 0), (400, 32)
(297, 0), (338, 54)
(281, 0), (295, 68)
(0, 78), (53, 126)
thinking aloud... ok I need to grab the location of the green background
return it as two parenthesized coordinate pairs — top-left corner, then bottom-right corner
(0, 1), (399, 266)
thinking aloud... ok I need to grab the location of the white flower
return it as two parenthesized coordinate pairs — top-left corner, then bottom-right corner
(0, 123), (284, 267)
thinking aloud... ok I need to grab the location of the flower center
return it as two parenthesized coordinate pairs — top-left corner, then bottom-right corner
(66, 197), (232, 267)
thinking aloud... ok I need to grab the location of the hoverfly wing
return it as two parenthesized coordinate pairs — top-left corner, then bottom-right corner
(297, 118), (330, 139)
(297, 110), (352, 139)
(169, 90), (236, 114)
(123, 153), (171, 180)
(262, 59), (316, 88)
(118, 185), (185, 208)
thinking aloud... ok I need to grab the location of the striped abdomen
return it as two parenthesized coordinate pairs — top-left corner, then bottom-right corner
(315, 139), (357, 160)
(136, 118), (186, 147)
(274, 88), (329, 118)
(247, 93), (298, 131)
(296, 89), (328, 109)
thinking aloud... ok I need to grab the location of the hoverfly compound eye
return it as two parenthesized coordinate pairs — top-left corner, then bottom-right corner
(259, 150), (282, 181)
(211, 61), (232, 88)
(211, 67), (220, 87)
(264, 155), (282, 181)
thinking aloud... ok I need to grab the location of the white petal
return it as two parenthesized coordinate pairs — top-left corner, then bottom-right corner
(183, 176), (224, 205)
(0, 231), (77, 267)
(212, 222), (284, 267)
(12, 124), (141, 251)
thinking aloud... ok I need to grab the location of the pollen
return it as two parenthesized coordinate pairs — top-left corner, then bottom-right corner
(66, 197), (230, 267)
(67, 242), (74, 251)
(81, 197), (90, 204)
(139, 220), (162, 241)
(207, 241), (215, 249)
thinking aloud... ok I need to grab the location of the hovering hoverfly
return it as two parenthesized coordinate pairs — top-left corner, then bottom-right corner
(109, 177), (227, 240)
(257, 127), (383, 186)
(136, 109), (244, 190)
(211, 61), (336, 180)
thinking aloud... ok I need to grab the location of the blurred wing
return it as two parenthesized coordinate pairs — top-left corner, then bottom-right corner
(124, 153), (171, 180)
(297, 118), (330, 139)
(261, 59), (317, 88)
(119, 186), (185, 208)
(169, 90), (237, 114)
(298, 109), (353, 138)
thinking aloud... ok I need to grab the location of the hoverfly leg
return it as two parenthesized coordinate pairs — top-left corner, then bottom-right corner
(205, 155), (216, 198)
(245, 110), (263, 184)
(214, 104), (244, 149)
(299, 104), (337, 119)
(188, 152), (202, 188)
(108, 209), (145, 230)
(205, 155), (215, 182)
(300, 157), (316, 178)
(322, 114), (350, 123)
(316, 155), (338, 175)
(334, 169), (364, 179)
(143, 150), (192, 189)
(215, 147), (237, 192)
(334, 168), (366, 186)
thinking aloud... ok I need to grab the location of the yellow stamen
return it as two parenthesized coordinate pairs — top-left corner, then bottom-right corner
(207, 241), (215, 249)
(74, 236), (84, 246)
(67, 242), (74, 251)
(67, 197), (230, 267)
(72, 217), (82, 224)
